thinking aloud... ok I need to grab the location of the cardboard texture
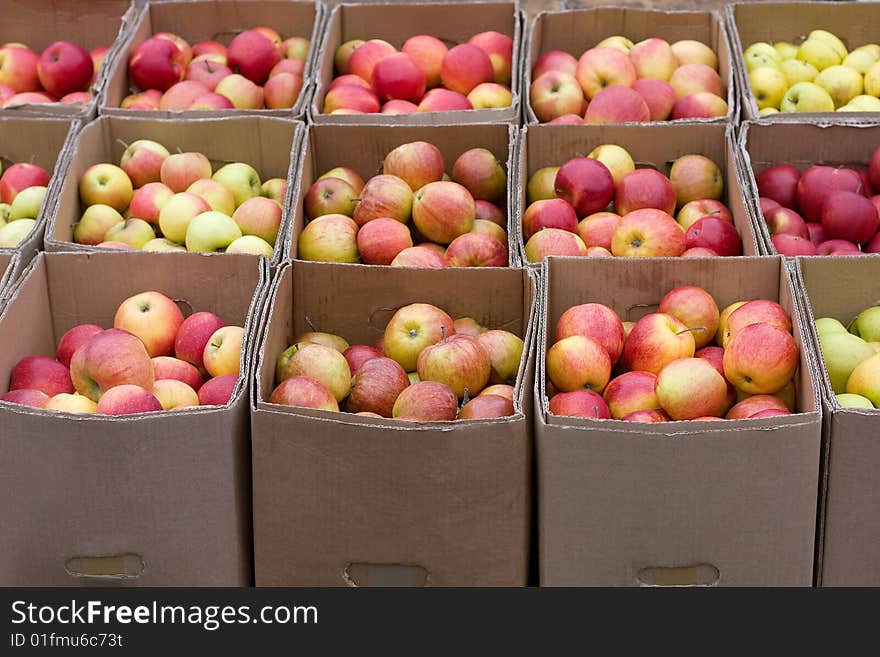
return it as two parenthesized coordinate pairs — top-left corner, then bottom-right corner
(0, 252), (18, 307)
(523, 7), (737, 125)
(0, 0), (136, 120)
(311, 2), (524, 125)
(516, 122), (760, 268)
(738, 121), (880, 256)
(101, 0), (323, 120)
(536, 255), (822, 587)
(794, 256), (880, 586)
(0, 251), (269, 586)
(251, 260), (536, 586)
(728, 1), (880, 122)
(44, 115), (303, 266)
(285, 122), (520, 265)
(0, 116), (78, 277)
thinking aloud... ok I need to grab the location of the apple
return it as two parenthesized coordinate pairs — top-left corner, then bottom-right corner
(150, 378), (198, 410)
(836, 393), (874, 409)
(474, 330), (523, 385)
(452, 148), (506, 203)
(56, 324), (103, 368)
(445, 232), (507, 267)
(530, 70), (584, 122)
(268, 375), (337, 412)
(334, 39), (365, 75)
(186, 178), (235, 216)
(8, 185), (46, 220)
(630, 38), (677, 80)
(0, 45), (39, 92)
(187, 91), (235, 110)
(851, 307), (880, 342)
(402, 35), (447, 88)
(479, 384), (514, 402)
(384, 303), (454, 372)
(575, 47), (636, 99)
(819, 331), (875, 393)
(524, 227), (587, 262)
(173, 311), (225, 371)
(596, 36), (635, 53)
(0, 83), (13, 103)
(670, 63), (723, 98)
(440, 43), (494, 95)
(547, 114), (583, 125)
(225, 235), (273, 256)
(533, 50), (578, 79)
(467, 82), (512, 109)
(392, 381), (458, 421)
(527, 166), (559, 204)
(37, 41), (92, 98)
(226, 29), (280, 85)
(185, 211), (242, 253)
(44, 392), (97, 413)
(158, 80), (210, 110)
(213, 162), (262, 208)
(347, 357), (409, 417)
(723, 323), (797, 395)
(658, 286), (719, 349)
(555, 303), (624, 363)
(70, 329), (154, 401)
(815, 65), (863, 108)
(587, 145), (635, 188)
(353, 174), (413, 226)
(760, 197), (782, 217)
(121, 88), (162, 109)
(676, 199), (732, 231)
(796, 165), (862, 221)
(79, 163), (133, 212)
(343, 345), (382, 375)
(59, 91), (89, 106)
(215, 73), (263, 109)
(319, 167), (365, 195)
(611, 209), (686, 257)
(0, 163), (49, 204)
(103, 218), (155, 249)
(297, 214), (359, 263)
(555, 157), (614, 217)
(622, 409), (670, 422)
(372, 53), (425, 103)
(199, 325), (242, 379)
(232, 196), (281, 244)
(603, 371), (659, 419)
(184, 57), (232, 91)
(119, 140), (169, 189)
(355, 218), (412, 265)
(546, 335), (611, 393)
(757, 165), (801, 210)
(94, 384), (161, 415)
(153, 33), (192, 66)
(584, 85), (651, 124)
(159, 152), (212, 194)
(471, 219), (506, 244)
(869, 145), (880, 191)
(151, 356), (204, 391)
(656, 357), (727, 420)
(748, 67), (788, 110)
(3, 91), (55, 106)
(1, 389), (50, 408)
(278, 35), (307, 61)
(670, 154), (723, 209)
(522, 199), (577, 240)
(615, 168), (676, 216)
(846, 354), (880, 407)
(780, 59), (819, 87)
(275, 343), (350, 403)
(772, 234), (817, 256)
(631, 78), (677, 121)
(270, 58), (305, 79)
(114, 291), (184, 357)
(816, 239), (861, 256)
(417, 333), (491, 398)
(459, 394), (514, 419)
(382, 99), (419, 114)
(348, 39), (396, 82)
(390, 246), (447, 268)
(468, 31), (513, 85)
(681, 247), (718, 257)
(418, 88), (473, 112)
(671, 40), (718, 69)
(671, 92), (728, 119)
(383, 141), (445, 192)
(158, 192), (211, 244)
(294, 332), (350, 354)
(129, 37), (185, 91)
(305, 177), (357, 220)
(766, 207), (809, 238)
(0, 219), (35, 247)
(726, 395), (790, 419)
(261, 178), (287, 204)
(448, 318), (483, 339)
(866, 232), (880, 254)
(822, 191), (879, 244)
(685, 217), (742, 256)
(9, 355), (72, 397)
(622, 312), (696, 374)
(576, 212), (620, 250)
(412, 181), (475, 244)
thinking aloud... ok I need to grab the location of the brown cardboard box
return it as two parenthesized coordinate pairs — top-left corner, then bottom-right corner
(0, 251), (269, 586)
(0, 252), (19, 306)
(794, 256), (880, 586)
(285, 122), (519, 265)
(44, 115), (303, 266)
(0, 116), (78, 275)
(516, 122), (760, 267)
(737, 121), (880, 256)
(311, 2), (523, 125)
(101, 0), (323, 120)
(0, 0), (135, 120)
(728, 1), (880, 121)
(252, 260), (536, 586)
(523, 7), (736, 124)
(536, 255), (822, 587)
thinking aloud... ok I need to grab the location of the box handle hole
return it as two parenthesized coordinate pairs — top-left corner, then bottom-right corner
(344, 563), (429, 587)
(637, 564), (720, 587)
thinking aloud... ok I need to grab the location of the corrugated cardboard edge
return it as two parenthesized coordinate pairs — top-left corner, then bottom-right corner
(522, 6), (738, 126)
(727, 1), (880, 123)
(42, 115), (304, 269)
(309, 1), (524, 126)
(98, 0), (325, 121)
(0, 253), (20, 309)
(0, 1), (138, 121)
(282, 122), (521, 266)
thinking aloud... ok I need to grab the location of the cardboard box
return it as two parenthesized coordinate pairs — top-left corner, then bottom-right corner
(310, 2), (523, 125)
(0, 116), (78, 275)
(516, 122), (760, 268)
(523, 7), (736, 124)
(794, 256), (880, 586)
(536, 255), (822, 587)
(252, 260), (536, 586)
(738, 121), (880, 256)
(728, 1), (880, 122)
(0, 0), (135, 120)
(44, 115), (303, 266)
(0, 251), (269, 586)
(101, 0), (323, 120)
(0, 252), (19, 306)
(284, 122), (519, 265)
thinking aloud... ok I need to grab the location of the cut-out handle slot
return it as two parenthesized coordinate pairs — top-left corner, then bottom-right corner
(637, 564), (720, 587)
(344, 563), (429, 587)
(65, 554), (145, 581)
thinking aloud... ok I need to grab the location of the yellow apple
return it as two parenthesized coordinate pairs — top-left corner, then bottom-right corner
(780, 81), (835, 112)
(596, 35), (634, 53)
(857, 44), (880, 60)
(744, 42), (781, 72)
(749, 67), (788, 109)
(814, 65), (863, 107)
(759, 107), (779, 116)
(865, 61), (880, 97)
(781, 59), (818, 85)
(797, 38), (842, 71)
(587, 144), (634, 186)
(774, 41), (799, 60)
(840, 95), (880, 111)
(808, 30), (848, 60)
(842, 49), (878, 75)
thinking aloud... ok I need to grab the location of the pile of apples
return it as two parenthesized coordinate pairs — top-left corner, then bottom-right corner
(815, 306), (880, 410)
(1, 291), (244, 415)
(299, 140), (508, 267)
(529, 36), (726, 123)
(744, 30), (880, 115)
(0, 40), (109, 107)
(122, 28), (308, 110)
(325, 31), (513, 115)
(546, 288), (800, 422)
(523, 145), (741, 261)
(757, 144), (880, 256)
(268, 304), (523, 421)
(0, 161), (51, 247)
(72, 140), (286, 256)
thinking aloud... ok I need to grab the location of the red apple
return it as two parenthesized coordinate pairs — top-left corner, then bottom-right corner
(348, 39), (396, 83)
(669, 154), (723, 208)
(614, 168), (676, 215)
(418, 88), (473, 112)
(175, 311), (225, 370)
(475, 330), (523, 384)
(866, 231), (880, 253)
(37, 41), (92, 98)
(656, 357), (728, 420)
(554, 157), (614, 217)
(530, 70), (585, 122)
(658, 285), (719, 349)
(0, 163), (49, 204)
(445, 232), (507, 267)
(685, 217), (742, 256)
(347, 357), (409, 417)
(451, 148), (506, 203)
(469, 31), (513, 85)
(305, 176), (358, 219)
(577, 211), (620, 250)
(95, 384), (162, 415)
(821, 190), (879, 244)
(632, 78), (676, 121)
(611, 209), (686, 257)
(323, 84), (380, 113)
(760, 197), (782, 217)
(670, 63), (723, 98)
(372, 52), (425, 103)
(576, 47), (636, 99)
(417, 333), (491, 398)
(343, 345), (383, 375)
(533, 50), (578, 79)
(353, 174), (413, 227)
(199, 373), (239, 406)
(56, 324), (103, 368)
(772, 234), (817, 256)
(152, 356), (204, 391)
(226, 28), (280, 85)
(402, 35), (447, 88)
(765, 207), (809, 238)
(412, 181), (475, 244)
(392, 380), (458, 421)
(381, 99), (419, 114)
(603, 371), (659, 419)
(725, 300), (791, 345)
(441, 43), (494, 95)
(816, 239), (861, 256)
(522, 199), (578, 240)
(129, 37), (185, 91)
(328, 73), (372, 91)
(459, 394), (514, 419)
(555, 303), (624, 363)
(357, 217), (413, 265)
(546, 335), (611, 393)
(677, 199), (732, 231)
(382, 141), (445, 191)
(1, 389), (49, 408)
(0, 45), (40, 92)
(523, 227), (588, 262)
(869, 145), (880, 191)
(159, 152), (211, 193)
(584, 85), (650, 123)
(757, 165), (800, 209)
(120, 140), (169, 189)
(548, 114), (584, 124)
(796, 165), (862, 222)
(270, 58), (305, 79)
(475, 200), (505, 227)
(70, 329), (154, 401)
(621, 409), (670, 422)
(682, 247), (719, 257)
(9, 356), (72, 397)
(806, 222), (827, 246)
(268, 375), (337, 412)
(622, 312), (696, 374)
(670, 92), (728, 119)
(193, 40), (227, 59)
(185, 58), (233, 91)
(723, 323), (798, 395)
(114, 291), (184, 358)
(548, 390), (609, 419)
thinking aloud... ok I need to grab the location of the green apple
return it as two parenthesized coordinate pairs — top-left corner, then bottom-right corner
(815, 317), (848, 336)
(842, 48), (878, 75)
(774, 41), (799, 60)
(819, 331), (875, 393)
(808, 30), (848, 60)
(841, 95), (880, 111)
(0, 203), (9, 228)
(797, 38), (842, 71)
(225, 235), (274, 257)
(781, 59), (818, 85)
(846, 354), (880, 407)
(9, 185), (47, 220)
(103, 218), (156, 249)
(780, 82), (835, 112)
(866, 62), (880, 97)
(0, 218), (35, 246)
(850, 306), (880, 342)
(744, 42), (782, 72)
(185, 211), (242, 252)
(212, 163), (261, 208)
(749, 67), (788, 109)
(814, 65), (863, 107)
(143, 238), (186, 252)
(759, 107), (778, 116)
(74, 204), (124, 245)
(836, 393), (875, 409)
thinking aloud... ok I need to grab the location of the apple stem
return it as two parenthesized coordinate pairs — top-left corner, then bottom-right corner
(441, 325), (447, 340)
